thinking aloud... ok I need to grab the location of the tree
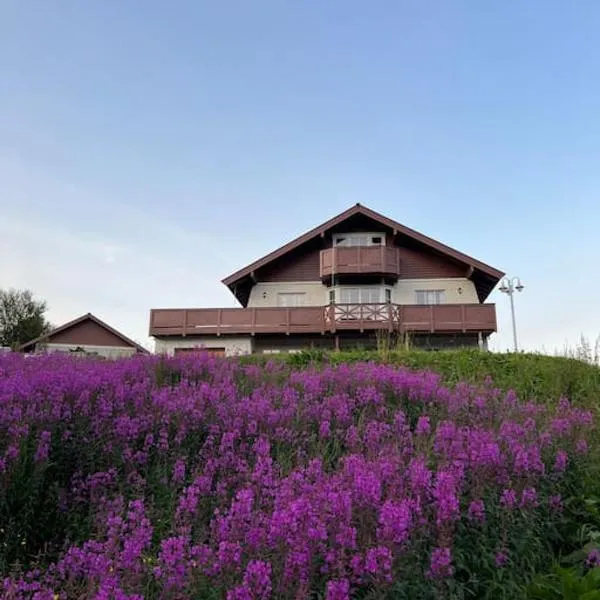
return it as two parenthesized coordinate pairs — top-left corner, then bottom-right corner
(0, 289), (52, 349)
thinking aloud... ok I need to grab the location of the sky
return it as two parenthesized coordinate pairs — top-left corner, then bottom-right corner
(1, 1), (599, 354)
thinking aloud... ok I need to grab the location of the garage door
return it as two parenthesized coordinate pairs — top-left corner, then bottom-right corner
(174, 347), (226, 356)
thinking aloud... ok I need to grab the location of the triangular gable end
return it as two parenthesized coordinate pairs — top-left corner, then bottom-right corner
(19, 313), (149, 353)
(222, 203), (504, 306)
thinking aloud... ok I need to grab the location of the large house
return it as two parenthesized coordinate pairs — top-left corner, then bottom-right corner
(149, 204), (504, 355)
(20, 313), (149, 358)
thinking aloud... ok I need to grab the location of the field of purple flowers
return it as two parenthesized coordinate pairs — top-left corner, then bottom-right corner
(0, 352), (596, 599)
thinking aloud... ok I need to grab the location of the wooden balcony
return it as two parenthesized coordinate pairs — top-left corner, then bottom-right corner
(149, 303), (497, 337)
(320, 246), (400, 279)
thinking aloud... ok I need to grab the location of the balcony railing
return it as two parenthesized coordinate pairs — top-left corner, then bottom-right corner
(149, 303), (497, 336)
(320, 246), (400, 279)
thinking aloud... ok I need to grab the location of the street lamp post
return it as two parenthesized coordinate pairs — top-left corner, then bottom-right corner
(499, 276), (524, 352)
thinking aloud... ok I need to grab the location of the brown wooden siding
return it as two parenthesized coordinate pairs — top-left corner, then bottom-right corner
(397, 245), (465, 279)
(257, 242), (322, 282)
(257, 229), (466, 284)
(47, 320), (133, 347)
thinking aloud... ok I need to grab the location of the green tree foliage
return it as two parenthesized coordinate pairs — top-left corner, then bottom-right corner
(0, 288), (52, 349)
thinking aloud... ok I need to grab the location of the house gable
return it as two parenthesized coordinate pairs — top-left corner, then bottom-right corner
(223, 204), (504, 306)
(19, 313), (148, 353)
(48, 319), (133, 347)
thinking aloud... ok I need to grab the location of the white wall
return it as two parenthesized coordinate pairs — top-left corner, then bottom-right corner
(247, 282), (326, 307)
(393, 278), (478, 304)
(43, 343), (137, 359)
(245, 278), (479, 308)
(154, 336), (253, 357)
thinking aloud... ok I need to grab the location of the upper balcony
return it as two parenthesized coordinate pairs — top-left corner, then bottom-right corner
(320, 246), (400, 280)
(149, 303), (497, 337)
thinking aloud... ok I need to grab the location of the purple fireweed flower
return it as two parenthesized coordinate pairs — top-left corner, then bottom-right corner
(553, 449), (568, 472)
(408, 456), (432, 495)
(520, 487), (539, 508)
(549, 494), (563, 512)
(415, 415), (431, 436)
(242, 560), (272, 600)
(171, 459), (186, 485)
(495, 550), (509, 567)
(326, 578), (351, 600)
(378, 499), (412, 545)
(364, 546), (393, 582)
(319, 420), (331, 439)
(427, 547), (453, 578)
(577, 439), (589, 455)
(468, 499), (486, 523)
(587, 549), (600, 568)
(226, 586), (252, 600)
(34, 430), (51, 463)
(432, 468), (460, 526)
(500, 488), (518, 509)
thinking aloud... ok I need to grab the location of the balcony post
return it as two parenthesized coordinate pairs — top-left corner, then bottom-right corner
(396, 304), (403, 333)
(429, 305), (434, 333)
(286, 308), (291, 335)
(461, 304), (466, 333)
(217, 309), (222, 337)
(182, 310), (187, 337)
(252, 308), (257, 335)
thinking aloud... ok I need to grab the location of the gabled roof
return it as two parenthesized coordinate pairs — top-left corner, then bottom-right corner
(222, 203), (504, 302)
(19, 312), (149, 353)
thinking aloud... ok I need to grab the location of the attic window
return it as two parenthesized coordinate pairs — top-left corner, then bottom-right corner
(333, 233), (385, 247)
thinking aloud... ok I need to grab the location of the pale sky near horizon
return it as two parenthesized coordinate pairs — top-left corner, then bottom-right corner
(2, 1), (600, 354)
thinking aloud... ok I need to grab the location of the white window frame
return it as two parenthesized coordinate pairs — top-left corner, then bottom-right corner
(332, 286), (391, 304)
(333, 232), (385, 247)
(277, 292), (307, 307)
(415, 289), (446, 305)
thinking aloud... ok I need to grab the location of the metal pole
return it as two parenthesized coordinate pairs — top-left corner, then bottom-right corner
(499, 276), (523, 353)
(509, 289), (518, 352)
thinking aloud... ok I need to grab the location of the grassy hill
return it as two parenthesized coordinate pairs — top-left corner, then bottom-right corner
(243, 348), (600, 410)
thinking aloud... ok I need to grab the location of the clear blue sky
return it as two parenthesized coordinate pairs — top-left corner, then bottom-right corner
(1, 1), (599, 353)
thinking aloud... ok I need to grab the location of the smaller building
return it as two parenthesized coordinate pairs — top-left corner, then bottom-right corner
(19, 313), (149, 359)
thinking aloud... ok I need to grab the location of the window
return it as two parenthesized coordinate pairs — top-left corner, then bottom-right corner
(385, 288), (392, 303)
(415, 290), (446, 305)
(333, 232), (385, 247)
(277, 292), (306, 307)
(336, 286), (386, 304)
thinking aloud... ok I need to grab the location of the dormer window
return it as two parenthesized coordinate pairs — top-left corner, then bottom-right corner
(333, 233), (385, 247)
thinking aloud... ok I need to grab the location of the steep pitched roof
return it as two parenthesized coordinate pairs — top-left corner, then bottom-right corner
(19, 313), (149, 353)
(222, 203), (504, 303)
